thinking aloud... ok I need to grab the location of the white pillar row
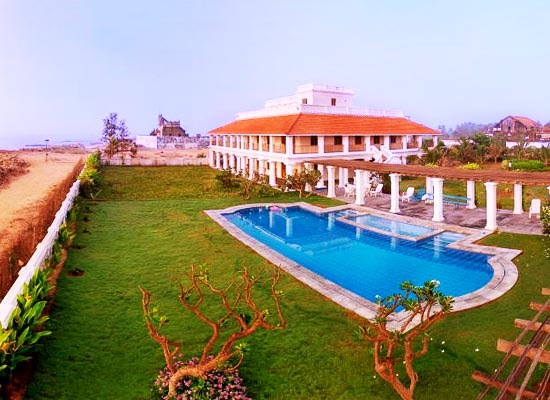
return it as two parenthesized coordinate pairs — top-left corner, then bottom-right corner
(315, 165), (325, 188)
(466, 180), (477, 209)
(304, 163), (313, 193)
(431, 177), (445, 222)
(389, 173), (401, 213)
(249, 158), (255, 179)
(513, 183), (523, 214)
(222, 153), (229, 170)
(326, 166), (336, 198)
(215, 152), (221, 169)
(338, 167), (346, 188)
(268, 161), (277, 187)
(426, 177), (434, 195)
(484, 182), (498, 231)
(354, 169), (365, 206)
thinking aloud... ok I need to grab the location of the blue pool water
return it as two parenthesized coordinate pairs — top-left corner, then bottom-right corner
(347, 214), (435, 238)
(224, 206), (492, 302)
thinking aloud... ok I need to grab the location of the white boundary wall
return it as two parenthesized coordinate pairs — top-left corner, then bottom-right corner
(0, 178), (81, 328)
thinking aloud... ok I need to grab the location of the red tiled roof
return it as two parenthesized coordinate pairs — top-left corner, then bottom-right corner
(209, 113), (439, 136)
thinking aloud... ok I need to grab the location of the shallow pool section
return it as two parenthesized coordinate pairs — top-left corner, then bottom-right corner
(224, 205), (493, 302)
(345, 213), (436, 239)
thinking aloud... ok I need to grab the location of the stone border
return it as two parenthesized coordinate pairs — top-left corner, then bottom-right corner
(205, 202), (521, 329)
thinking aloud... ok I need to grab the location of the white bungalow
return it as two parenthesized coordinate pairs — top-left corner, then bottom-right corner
(208, 84), (440, 186)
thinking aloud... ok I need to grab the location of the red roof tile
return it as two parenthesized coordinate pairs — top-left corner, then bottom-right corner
(209, 113), (439, 136)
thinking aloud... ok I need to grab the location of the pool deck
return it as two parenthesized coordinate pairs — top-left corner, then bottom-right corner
(206, 200), (522, 331)
(322, 187), (543, 236)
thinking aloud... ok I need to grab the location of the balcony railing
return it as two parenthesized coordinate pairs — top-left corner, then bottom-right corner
(349, 144), (364, 152)
(273, 144), (286, 153)
(324, 144), (344, 153)
(293, 144), (319, 154)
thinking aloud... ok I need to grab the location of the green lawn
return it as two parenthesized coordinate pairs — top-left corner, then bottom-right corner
(26, 166), (548, 399)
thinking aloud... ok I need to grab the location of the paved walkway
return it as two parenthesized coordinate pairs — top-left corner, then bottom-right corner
(321, 188), (543, 236)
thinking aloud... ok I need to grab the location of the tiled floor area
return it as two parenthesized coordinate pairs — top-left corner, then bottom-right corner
(325, 187), (544, 236)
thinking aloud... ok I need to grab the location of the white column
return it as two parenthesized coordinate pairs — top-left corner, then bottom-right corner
(258, 136), (264, 152)
(286, 162), (295, 176)
(258, 159), (266, 175)
(426, 177), (434, 195)
(304, 163), (313, 192)
(222, 153), (229, 169)
(269, 136), (274, 153)
(389, 173), (401, 213)
(268, 161), (277, 186)
(215, 152), (221, 169)
(249, 135), (254, 150)
(327, 166), (336, 198)
(513, 183), (523, 214)
(354, 169), (365, 206)
(431, 177), (444, 222)
(466, 180), (477, 209)
(286, 136), (294, 156)
(343, 168), (349, 186)
(484, 182), (498, 231)
(209, 150), (215, 167)
(249, 158), (255, 179)
(315, 165), (325, 188)
(343, 136), (350, 153)
(318, 136), (325, 154)
(338, 167), (346, 188)
(229, 155), (235, 172)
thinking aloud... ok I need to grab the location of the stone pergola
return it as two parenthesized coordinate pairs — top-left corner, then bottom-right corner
(307, 159), (550, 231)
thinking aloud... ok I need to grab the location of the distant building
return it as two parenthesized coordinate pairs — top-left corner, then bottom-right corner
(209, 83), (439, 187)
(136, 114), (191, 149)
(493, 116), (541, 140)
(150, 114), (187, 137)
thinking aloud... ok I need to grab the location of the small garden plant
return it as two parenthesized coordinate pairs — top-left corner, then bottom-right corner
(140, 264), (286, 398)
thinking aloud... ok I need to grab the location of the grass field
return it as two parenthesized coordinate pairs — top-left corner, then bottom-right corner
(26, 166), (548, 399)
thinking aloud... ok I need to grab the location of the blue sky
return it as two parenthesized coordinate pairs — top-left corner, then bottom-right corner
(1, 0), (550, 149)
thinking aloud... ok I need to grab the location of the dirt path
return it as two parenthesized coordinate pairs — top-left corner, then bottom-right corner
(0, 151), (86, 259)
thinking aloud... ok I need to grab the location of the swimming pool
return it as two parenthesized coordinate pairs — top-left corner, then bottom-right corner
(223, 205), (493, 303)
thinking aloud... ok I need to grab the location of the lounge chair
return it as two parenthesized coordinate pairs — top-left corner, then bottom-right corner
(411, 188), (425, 202)
(344, 184), (356, 197)
(370, 183), (383, 197)
(529, 198), (541, 218)
(401, 187), (414, 202)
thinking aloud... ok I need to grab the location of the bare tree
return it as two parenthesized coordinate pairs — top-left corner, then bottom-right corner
(140, 265), (286, 397)
(360, 281), (453, 400)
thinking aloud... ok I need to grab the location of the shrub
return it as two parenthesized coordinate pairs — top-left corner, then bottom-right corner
(152, 356), (251, 400)
(458, 162), (481, 170)
(79, 152), (102, 198)
(509, 159), (546, 171)
(0, 269), (52, 382)
(215, 169), (240, 189)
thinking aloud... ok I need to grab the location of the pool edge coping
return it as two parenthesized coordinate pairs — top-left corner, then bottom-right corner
(205, 202), (521, 330)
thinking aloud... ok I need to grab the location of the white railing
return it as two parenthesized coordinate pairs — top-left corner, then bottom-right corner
(0, 177), (81, 329)
(236, 104), (404, 120)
